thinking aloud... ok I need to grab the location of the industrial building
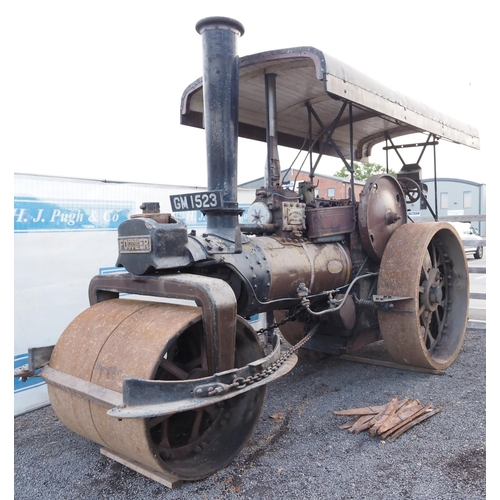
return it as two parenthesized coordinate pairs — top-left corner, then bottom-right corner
(407, 177), (486, 236)
(239, 168), (365, 201)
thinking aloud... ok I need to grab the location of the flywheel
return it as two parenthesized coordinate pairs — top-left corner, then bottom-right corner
(377, 222), (469, 370)
(358, 174), (407, 261)
(47, 299), (266, 481)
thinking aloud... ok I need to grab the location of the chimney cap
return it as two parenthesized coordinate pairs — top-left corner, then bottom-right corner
(195, 17), (245, 36)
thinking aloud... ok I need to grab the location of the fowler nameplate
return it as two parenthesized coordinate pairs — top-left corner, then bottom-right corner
(118, 236), (152, 253)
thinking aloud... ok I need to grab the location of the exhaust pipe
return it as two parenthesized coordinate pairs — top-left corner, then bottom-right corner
(195, 17), (245, 245)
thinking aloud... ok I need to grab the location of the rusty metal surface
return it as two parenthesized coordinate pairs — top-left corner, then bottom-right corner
(46, 298), (268, 480)
(48, 299), (154, 447)
(48, 299), (202, 471)
(251, 237), (351, 301)
(89, 273), (237, 373)
(14, 345), (55, 379)
(306, 205), (356, 240)
(43, 331), (293, 420)
(377, 222), (469, 370)
(358, 174), (407, 261)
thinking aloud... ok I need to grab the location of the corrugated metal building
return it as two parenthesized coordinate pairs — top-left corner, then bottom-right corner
(407, 178), (486, 237)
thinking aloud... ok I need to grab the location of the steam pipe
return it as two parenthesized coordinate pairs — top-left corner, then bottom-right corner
(195, 17), (245, 242)
(265, 73), (281, 190)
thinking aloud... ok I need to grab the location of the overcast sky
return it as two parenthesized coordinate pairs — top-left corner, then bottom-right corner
(5, 1), (495, 188)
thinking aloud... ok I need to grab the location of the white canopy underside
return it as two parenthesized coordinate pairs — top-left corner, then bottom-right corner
(181, 47), (479, 161)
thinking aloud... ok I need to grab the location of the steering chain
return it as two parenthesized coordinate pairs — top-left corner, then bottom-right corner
(227, 305), (319, 392)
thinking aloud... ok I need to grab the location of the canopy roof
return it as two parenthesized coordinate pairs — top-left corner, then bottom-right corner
(180, 47), (479, 161)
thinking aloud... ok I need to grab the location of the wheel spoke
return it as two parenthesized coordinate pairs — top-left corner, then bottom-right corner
(159, 358), (189, 379)
(420, 310), (432, 346)
(434, 307), (445, 340)
(427, 311), (439, 349)
(148, 415), (167, 429)
(148, 415), (171, 449)
(418, 302), (426, 317)
(184, 356), (203, 372)
(204, 404), (221, 421)
(160, 418), (171, 448)
(188, 410), (204, 443)
(421, 251), (432, 281)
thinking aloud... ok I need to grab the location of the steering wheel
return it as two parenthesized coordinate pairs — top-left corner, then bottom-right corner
(398, 177), (421, 204)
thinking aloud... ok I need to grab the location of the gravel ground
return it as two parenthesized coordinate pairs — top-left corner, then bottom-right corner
(14, 327), (486, 500)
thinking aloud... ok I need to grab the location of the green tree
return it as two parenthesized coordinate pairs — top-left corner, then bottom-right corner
(333, 162), (397, 182)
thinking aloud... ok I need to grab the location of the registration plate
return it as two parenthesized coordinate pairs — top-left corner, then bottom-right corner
(170, 191), (223, 212)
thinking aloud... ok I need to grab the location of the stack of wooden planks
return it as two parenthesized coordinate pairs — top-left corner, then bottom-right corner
(334, 396), (442, 442)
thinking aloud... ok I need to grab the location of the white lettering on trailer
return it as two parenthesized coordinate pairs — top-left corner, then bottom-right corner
(50, 209), (85, 226)
(14, 208), (27, 222)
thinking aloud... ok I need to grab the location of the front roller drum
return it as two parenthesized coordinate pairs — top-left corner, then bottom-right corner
(378, 222), (469, 370)
(47, 299), (266, 481)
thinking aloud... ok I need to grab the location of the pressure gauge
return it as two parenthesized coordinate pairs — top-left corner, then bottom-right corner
(247, 201), (272, 224)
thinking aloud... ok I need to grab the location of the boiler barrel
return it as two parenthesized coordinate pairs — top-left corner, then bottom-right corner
(226, 237), (352, 314)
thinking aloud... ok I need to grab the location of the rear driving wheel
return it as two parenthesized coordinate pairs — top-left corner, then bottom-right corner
(377, 222), (469, 370)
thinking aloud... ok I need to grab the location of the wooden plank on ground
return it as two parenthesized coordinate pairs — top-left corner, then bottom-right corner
(349, 414), (376, 434)
(388, 407), (442, 442)
(334, 404), (388, 416)
(100, 448), (183, 489)
(378, 400), (425, 436)
(368, 396), (399, 436)
(338, 355), (446, 375)
(339, 417), (359, 430)
(334, 398), (442, 441)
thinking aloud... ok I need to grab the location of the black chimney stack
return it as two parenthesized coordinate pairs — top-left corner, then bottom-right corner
(195, 17), (244, 246)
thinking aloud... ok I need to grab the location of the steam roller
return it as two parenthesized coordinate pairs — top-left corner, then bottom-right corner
(19, 15), (478, 485)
